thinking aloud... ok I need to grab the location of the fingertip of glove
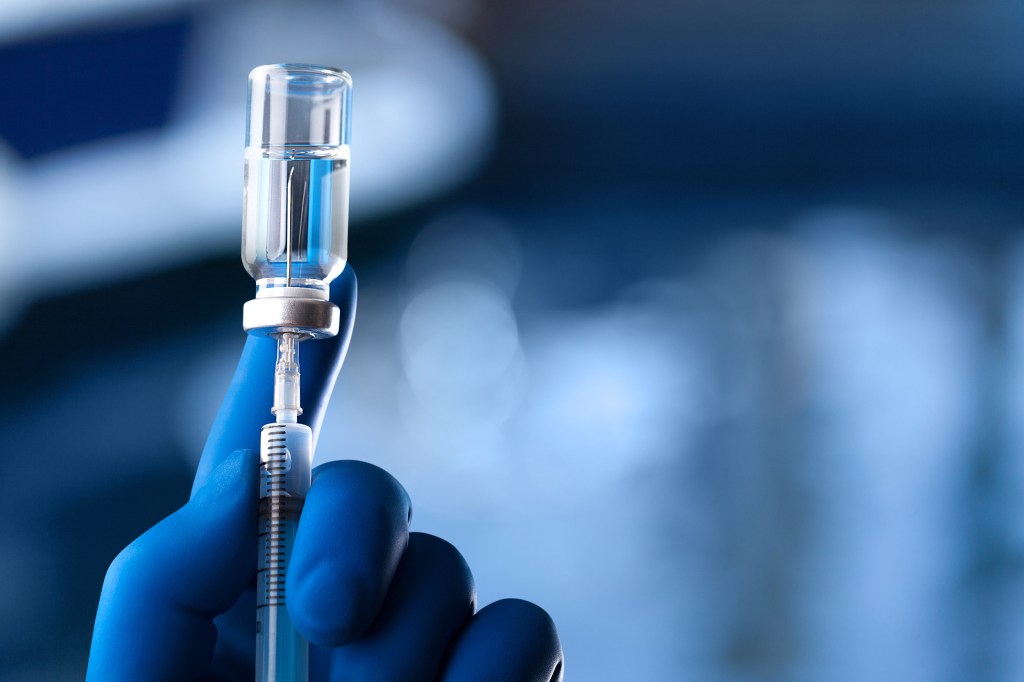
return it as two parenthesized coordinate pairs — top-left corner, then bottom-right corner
(289, 460), (413, 647)
(311, 460), (411, 515)
(330, 264), (358, 311)
(442, 599), (563, 682)
(478, 599), (560, 654)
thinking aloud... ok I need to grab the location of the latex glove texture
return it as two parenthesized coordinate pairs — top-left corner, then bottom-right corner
(86, 266), (564, 682)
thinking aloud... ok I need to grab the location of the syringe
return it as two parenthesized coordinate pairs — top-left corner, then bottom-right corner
(255, 333), (313, 681)
(240, 64), (353, 682)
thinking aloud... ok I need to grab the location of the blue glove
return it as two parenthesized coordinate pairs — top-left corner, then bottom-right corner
(86, 265), (564, 682)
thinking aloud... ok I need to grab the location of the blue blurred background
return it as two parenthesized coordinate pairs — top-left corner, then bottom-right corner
(2, 0), (1024, 679)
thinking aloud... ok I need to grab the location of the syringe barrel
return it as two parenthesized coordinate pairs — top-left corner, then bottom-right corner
(242, 64), (352, 294)
(256, 421), (313, 682)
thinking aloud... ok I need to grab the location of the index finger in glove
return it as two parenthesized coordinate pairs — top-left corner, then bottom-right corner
(191, 265), (357, 497)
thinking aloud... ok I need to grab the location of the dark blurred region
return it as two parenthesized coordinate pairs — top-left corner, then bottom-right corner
(0, 16), (190, 158)
(481, 0), (1024, 193)
(1, 0), (1024, 680)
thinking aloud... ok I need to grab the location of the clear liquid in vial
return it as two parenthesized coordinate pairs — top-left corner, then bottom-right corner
(242, 147), (349, 287)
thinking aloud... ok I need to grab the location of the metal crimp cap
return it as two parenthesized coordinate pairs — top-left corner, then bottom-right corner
(243, 296), (340, 338)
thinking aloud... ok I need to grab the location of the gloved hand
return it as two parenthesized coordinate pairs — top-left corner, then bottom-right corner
(86, 265), (564, 682)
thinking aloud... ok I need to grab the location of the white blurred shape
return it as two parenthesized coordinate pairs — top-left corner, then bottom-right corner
(0, 0), (200, 41)
(406, 211), (523, 294)
(994, 239), (1024, 680)
(1000, 241), (1024, 548)
(19, 0), (495, 295)
(792, 209), (980, 682)
(178, 0), (495, 216)
(399, 279), (522, 428)
(515, 302), (698, 498)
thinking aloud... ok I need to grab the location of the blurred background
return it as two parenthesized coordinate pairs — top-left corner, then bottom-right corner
(1, 0), (1024, 679)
